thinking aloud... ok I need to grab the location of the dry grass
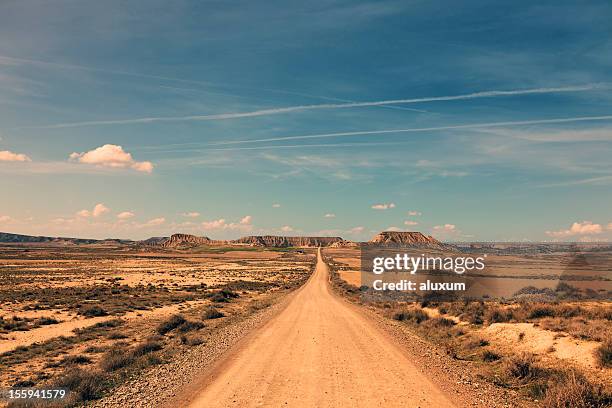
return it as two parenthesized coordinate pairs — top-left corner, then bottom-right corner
(202, 306), (224, 319)
(595, 340), (612, 368)
(541, 370), (611, 408)
(391, 308), (429, 324)
(156, 314), (187, 335)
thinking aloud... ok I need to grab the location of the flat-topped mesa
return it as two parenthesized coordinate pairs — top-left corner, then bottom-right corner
(161, 233), (212, 248)
(233, 235), (344, 248)
(369, 231), (442, 246)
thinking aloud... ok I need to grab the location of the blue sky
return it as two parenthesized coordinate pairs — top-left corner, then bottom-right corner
(0, 0), (611, 241)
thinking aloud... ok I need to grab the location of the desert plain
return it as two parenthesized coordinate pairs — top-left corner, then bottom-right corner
(0, 232), (610, 407)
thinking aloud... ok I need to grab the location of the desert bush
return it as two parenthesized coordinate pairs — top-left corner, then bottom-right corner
(177, 319), (205, 333)
(180, 334), (204, 346)
(132, 339), (163, 357)
(202, 306), (224, 319)
(156, 314), (186, 334)
(447, 301), (485, 325)
(54, 368), (107, 402)
(107, 331), (129, 339)
(463, 337), (489, 349)
(502, 353), (541, 382)
(209, 288), (240, 303)
(36, 316), (60, 325)
(527, 304), (556, 319)
(0, 316), (29, 332)
(485, 306), (513, 323)
(595, 339), (612, 368)
(60, 354), (92, 366)
(542, 370), (611, 408)
(392, 308), (429, 324)
(79, 305), (108, 317)
(92, 319), (123, 328)
(99, 348), (134, 371)
(422, 317), (456, 328)
(482, 350), (501, 362)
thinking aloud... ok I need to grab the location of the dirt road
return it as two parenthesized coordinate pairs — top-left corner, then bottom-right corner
(186, 248), (454, 407)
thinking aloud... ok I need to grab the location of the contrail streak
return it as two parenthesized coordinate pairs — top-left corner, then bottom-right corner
(207, 115), (612, 145)
(0, 54), (424, 112)
(16, 85), (605, 129)
(154, 141), (405, 154)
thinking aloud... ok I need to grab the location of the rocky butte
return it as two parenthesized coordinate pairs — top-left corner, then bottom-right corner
(233, 235), (344, 248)
(369, 231), (448, 249)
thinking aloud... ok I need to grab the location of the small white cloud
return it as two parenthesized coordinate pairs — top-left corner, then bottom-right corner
(348, 226), (365, 234)
(407, 211), (422, 216)
(117, 211), (135, 220)
(92, 203), (109, 217)
(202, 218), (226, 230)
(433, 224), (456, 232)
(404, 220), (418, 226)
(607, 222), (612, 230)
(386, 226), (402, 232)
(181, 212), (200, 218)
(202, 216), (252, 231)
(76, 209), (91, 218)
(0, 150), (31, 162)
(0, 215), (12, 223)
(546, 221), (603, 238)
(272, 203), (281, 208)
(69, 144), (153, 174)
(324, 213), (336, 218)
(371, 202), (395, 210)
(281, 225), (294, 232)
(145, 217), (166, 227)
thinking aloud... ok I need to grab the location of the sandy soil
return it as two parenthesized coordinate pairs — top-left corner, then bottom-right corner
(183, 249), (454, 408)
(482, 322), (602, 370)
(0, 300), (207, 354)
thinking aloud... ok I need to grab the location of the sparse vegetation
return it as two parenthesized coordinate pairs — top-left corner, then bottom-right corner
(392, 308), (429, 324)
(541, 370), (611, 408)
(203, 306), (224, 319)
(156, 314), (187, 335)
(595, 340), (612, 368)
(0, 242), (316, 406)
(79, 305), (109, 317)
(53, 368), (108, 404)
(482, 350), (501, 362)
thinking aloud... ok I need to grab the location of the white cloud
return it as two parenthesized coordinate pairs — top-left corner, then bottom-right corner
(433, 224), (456, 232)
(608, 222), (612, 230)
(371, 202), (395, 210)
(75, 203), (109, 218)
(0, 215), (12, 223)
(348, 226), (365, 234)
(202, 215), (253, 231)
(407, 210), (422, 216)
(272, 203), (281, 208)
(202, 219), (227, 230)
(117, 211), (135, 220)
(386, 226), (401, 232)
(281, 225), (294, 232)
(69, 144), (153, 173)
(546, 221), (603, 238)
(324, 213), (336, 218)
(404, 220), (418, 226)
(144, 217), (166, 227)
(92, 203), (109, 217)
(181, 212), (200, 218)
(0, 150), (31, 162)
(76, 209), (91, 218)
